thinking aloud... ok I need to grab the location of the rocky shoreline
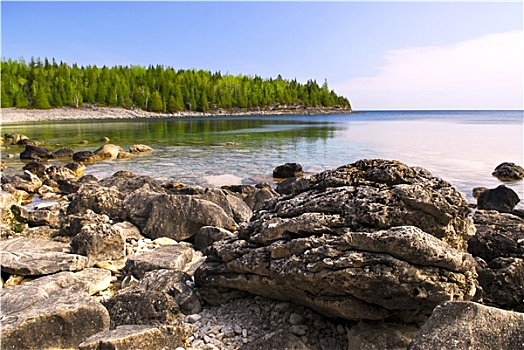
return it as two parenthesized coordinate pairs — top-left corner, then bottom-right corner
(1, 131), (524, 349)
(1, 105), (352, 124)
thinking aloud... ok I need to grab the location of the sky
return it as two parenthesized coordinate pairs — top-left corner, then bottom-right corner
(1, 1), (523, 110)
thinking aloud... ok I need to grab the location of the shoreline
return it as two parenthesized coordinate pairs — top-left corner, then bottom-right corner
(0, 105), (352, 124)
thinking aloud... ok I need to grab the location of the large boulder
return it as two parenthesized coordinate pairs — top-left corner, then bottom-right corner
(477, 185), (520, 213)
(0, 237), (88, 276)
(124, 191), (238, 241)
(124, 244), (194, 279)
(0, 272), (110, 350)
(408, 301), (524, 350)
(492, 162), (524, 181)
(71, 221), (126, 267)
(195, 160), (478, 322)
(67, 183), (126, 221)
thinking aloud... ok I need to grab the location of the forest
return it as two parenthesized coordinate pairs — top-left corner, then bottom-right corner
(1, 57), (351, 113)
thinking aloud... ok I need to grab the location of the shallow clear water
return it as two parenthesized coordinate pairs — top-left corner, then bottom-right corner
(2, 110), (523, 207)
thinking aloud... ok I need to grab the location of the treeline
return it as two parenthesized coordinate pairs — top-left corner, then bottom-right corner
(1, 57), (351, 112)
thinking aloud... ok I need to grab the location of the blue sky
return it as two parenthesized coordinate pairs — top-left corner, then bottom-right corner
(1, 1), (523, 110)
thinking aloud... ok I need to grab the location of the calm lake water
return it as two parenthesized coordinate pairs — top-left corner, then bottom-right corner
(2, 110), (523, 208)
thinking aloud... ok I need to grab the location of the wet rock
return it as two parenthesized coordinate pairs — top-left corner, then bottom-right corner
(137, 269), (202, 315)
(477, 185), (520, 213)
(4, 133), (28, 144)
(0, 271), (110, 350)
(129, 144), (154, 153)
(103, 286), (181, 329)
(408, 301), (524, 350)
(492, 162), (524, 181)
(347, 321), (419, 350)
(65, 161), (86, 177)
(23, 161), (48, 178)
(196, 160), (478, 322)
(0, 237), (88, 275)
(52, 147), (74, 159)
(19, 144), (54, 160)
(94, 144), (124, 159)
(124, 244), (194, 279)
(273, 162), (304, 179)
(468, 210), (524, 262)
(73, 150), (102, 163)
(70, 221), (126, 267)
(194, 226), (236, 252)
(78, 325), (189, 350)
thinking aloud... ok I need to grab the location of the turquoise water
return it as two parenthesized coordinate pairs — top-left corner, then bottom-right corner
(2, 110), (523, 207)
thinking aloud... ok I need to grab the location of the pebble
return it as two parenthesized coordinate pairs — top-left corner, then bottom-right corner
(289, 324), (308, 336)
(289, 313), (304, 325)
(188, 314), (202, 323)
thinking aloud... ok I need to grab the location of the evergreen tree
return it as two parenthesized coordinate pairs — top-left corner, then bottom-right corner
(149, 90), (164, 112)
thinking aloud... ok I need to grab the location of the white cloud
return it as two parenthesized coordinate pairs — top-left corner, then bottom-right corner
(336, 30), (524, 110)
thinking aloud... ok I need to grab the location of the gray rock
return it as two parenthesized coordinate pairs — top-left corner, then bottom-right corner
(408, 301), (524, 350)
(103, 286), (181, 329)
(44, 165), (78, 181)
(78, 325), (189, 350)
(468, 210), (524, 262)
(273, 162), (304, 179)
(68, 183), (126, 220)
(194, 226), (236, 252)
(1, 170), (43, 193)
(124, 192), (238, 241)
(70, 221), (126, 267)
(347, 321), (419, 350)
(195, 160), (478, 322)
(243, 183), (280, 212)
(124, 244), (194, 279)
(477, 185), (520, 213)
(477, 257), (524, 312)
(98, 173), (165, 194)
(0, 237), (88, 275)
(137, 269), (202, 314)
(59, 209), (111, 237)
(492, 162), (524, 181)
(240, 328), (309, 350)
(0, 272), (110, 350)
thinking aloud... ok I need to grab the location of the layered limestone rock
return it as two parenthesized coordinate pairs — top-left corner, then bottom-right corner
(195, 159), (478, 322)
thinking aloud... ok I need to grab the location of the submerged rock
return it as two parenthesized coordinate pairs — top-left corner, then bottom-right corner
(492, 162), (524, 181)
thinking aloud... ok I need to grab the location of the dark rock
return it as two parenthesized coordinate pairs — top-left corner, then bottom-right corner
(19, 144), (54, 160)
(492, 162), (524, 181)
(129, 144), (154, 153)
(408, 301), (524, 350)
(137, 269), (202, 315)
(124, 244), (194, 279)
(468, 210), (524, 262)
(1, 170), (42, 193)
(0, 237), (88, 275)
(68, 183), (126, 221)
(103, 287), (181, 329)
(4, 133), (28, 144)
(23, 161), (48, 178)
(73, 150), (101, 163)
(0, 271), (110, 350)
(240, 328), (309, 350)
(477, 185), (520, 213)
(16, 139), (42, 146)
(273, 162), (304, 179)
(243, 183), (280, 212)
(52, 147), (74, 159)
(78, 325), (190, 350)
(45, 165), (78, 181)
(347, 321), (420, 350)
(64, 161), (86, 177)
(194, 226), (236, 252)
(477, 257), (524, 312)
(275, 177), (298, 195)
(70, 221), (126, 267)
(195, 160), (478, 322)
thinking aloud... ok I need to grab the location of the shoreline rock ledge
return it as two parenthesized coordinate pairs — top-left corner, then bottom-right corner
(195, 159), (479, 322)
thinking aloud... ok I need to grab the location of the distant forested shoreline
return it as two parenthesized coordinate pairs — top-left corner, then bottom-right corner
(1, 57), (351, 113)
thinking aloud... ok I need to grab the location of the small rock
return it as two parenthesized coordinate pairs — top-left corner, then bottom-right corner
(188, 314), (202, 323)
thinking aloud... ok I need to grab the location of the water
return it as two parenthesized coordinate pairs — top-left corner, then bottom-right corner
(1, 110), (523, 207)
